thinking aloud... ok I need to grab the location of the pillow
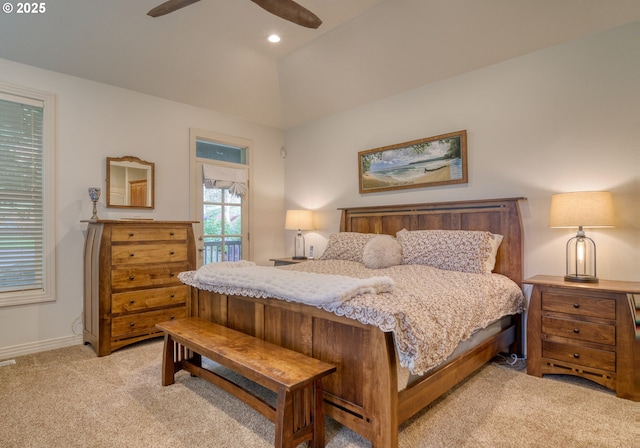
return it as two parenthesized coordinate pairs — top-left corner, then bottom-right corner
(362, 235), (402, 269)
(318, 232), (377, 263)
(395, 229), (503, 274)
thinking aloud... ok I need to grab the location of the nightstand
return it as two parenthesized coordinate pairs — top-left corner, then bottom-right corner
(525, 275), (639, 401)
(269, 257), (309, 266)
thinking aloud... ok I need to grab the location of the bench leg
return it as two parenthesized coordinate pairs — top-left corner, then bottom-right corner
(274, 382), (326, 448)
(310, 379), (325, 448)
(161, 333), (176, 386)
(275, 388), (295, 448)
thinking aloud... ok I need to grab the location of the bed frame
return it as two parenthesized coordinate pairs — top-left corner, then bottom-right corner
(187, 197), (525, 447)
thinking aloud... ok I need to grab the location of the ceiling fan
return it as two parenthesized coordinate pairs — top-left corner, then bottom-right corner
(147, 0), (322, 29)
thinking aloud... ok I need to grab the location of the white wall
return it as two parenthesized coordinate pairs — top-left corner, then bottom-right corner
(0, 59), (285, 357)
(284, 23), (639, 283)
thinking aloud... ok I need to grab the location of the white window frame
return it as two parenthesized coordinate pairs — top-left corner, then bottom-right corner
(189, 129), (252, 267)
(0, 82), (57, 307)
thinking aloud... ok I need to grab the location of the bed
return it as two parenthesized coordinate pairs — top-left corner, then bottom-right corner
(181, 197), (525, 447)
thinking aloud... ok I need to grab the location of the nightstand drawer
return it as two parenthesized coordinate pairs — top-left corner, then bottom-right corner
(542, 292), (615, 319)
(542, 316), (615, 345)
(543, 340), (615, 372)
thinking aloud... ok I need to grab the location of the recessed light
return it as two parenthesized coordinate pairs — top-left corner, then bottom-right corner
(267, 34), (281, 43)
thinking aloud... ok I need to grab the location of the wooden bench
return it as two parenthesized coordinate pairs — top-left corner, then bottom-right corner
(156, 317), (336, 448)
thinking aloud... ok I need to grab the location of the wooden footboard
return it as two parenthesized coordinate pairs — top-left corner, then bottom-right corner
(190, 288), (518, 447)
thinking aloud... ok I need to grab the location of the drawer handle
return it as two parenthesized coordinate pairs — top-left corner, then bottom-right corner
(129, 232), (134, 237)
(170, 315), (175, 320)
(573, 353), (580, 359)
(170, 294), (175, 298)
(170, 272), (175, 277)
(129, 322), (135, 327)
(129, 276), (135, 281)
(573, 328), (580, 334)
(170, 232), (175, 236)
(129, 300), (135, 304)
(129, 253), (135, 257)
(573, 303), (580, 309)
(169, 251), (175, 255)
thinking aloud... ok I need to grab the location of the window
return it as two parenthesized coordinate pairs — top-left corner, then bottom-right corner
(190, 129), (250, 267)
(0, 83), (56, 307)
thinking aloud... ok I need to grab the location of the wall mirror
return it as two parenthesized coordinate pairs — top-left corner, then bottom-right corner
(106, 156), (155, 209)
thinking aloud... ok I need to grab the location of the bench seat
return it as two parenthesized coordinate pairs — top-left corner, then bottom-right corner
(156, 317), (336, 448)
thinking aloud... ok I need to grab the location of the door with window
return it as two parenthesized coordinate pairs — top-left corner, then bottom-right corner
(190, 130), (250, 267)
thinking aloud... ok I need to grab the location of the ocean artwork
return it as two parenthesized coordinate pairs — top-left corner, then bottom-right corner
(358, 130), (468, 193)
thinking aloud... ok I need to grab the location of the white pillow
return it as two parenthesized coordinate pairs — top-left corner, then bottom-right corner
(362, 235), (402, 269)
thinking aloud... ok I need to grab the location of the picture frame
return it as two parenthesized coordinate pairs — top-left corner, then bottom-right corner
(358, 130), (467, 194)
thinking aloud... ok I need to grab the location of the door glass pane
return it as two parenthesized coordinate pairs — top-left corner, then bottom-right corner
(224, 237), (242, 262)
(203, 204), (222, 235)
(203, 237), (222, 264)
(204, 187), (222, 202)
(202, 184), (243, 264)
(225, 205), (242, 235)
(224, 189), (241, 204)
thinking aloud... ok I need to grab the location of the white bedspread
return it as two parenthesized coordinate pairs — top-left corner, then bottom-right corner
(189, 261), (394, 307)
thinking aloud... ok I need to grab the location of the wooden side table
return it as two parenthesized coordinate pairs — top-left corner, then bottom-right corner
(269, 257), (309, 266)
(525, 275), (639, 401)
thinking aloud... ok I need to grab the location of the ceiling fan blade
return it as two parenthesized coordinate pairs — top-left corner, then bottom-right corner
(250, 0), (322, 29)
(147, 0), (202, 18)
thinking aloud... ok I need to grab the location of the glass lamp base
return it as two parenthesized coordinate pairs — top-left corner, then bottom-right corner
(564, 274), (599, 283)
(293, 232), (306, 259)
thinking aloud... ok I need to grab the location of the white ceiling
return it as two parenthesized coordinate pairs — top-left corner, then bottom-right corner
(1, 0), (638, 129)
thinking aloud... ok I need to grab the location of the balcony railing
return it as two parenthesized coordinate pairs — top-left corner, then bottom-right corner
(203, 240), (242, 264)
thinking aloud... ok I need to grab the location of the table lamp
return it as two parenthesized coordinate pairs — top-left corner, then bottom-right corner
(549, 191), (614, 283)
(285, 209), (314, 259)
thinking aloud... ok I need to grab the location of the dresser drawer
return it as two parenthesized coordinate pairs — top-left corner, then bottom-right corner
(111, 285), (189, 314)
(542, 340), (615, 372)
(112, 243), (188, 265)
(542, 316), (615, 346)
(111, 227), (188, 242)
(111, 306), (186, 339)
(111, 264), (189, 290)
(541, 292), (615, 320)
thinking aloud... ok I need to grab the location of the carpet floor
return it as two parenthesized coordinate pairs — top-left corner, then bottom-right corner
(0, 339), (636, 447)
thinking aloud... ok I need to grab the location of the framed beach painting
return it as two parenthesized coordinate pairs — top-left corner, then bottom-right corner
(358, 130), (467, 194)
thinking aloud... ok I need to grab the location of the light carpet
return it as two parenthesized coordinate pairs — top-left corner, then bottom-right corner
(0, 339), (636, 447)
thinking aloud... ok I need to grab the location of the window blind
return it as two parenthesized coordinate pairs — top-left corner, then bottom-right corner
(0, 97), (45, 294)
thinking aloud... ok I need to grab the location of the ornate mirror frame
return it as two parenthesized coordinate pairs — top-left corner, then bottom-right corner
(106, 156), (155, 209)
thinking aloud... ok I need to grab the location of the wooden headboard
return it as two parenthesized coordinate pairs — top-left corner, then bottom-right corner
(339, 197), (525, 285)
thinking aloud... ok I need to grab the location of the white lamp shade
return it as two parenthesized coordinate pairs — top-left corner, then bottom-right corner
(549, 191), (614, 228)
(285, 209), (315, 230)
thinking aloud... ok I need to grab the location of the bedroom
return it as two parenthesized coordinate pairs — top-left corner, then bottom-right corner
(0, 1), (638, 446)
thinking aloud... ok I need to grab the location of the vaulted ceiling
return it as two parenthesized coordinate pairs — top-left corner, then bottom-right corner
(0, 1), (638, 129)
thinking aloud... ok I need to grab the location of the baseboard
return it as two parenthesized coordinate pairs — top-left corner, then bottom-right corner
(0, 334), (84, 360)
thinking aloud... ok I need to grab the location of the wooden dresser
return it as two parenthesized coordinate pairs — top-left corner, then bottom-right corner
(83, 220), (196, 356)
(526, 275), (639, 401)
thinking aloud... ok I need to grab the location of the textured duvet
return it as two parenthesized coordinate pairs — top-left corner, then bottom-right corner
(179, 259), (524, 375)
